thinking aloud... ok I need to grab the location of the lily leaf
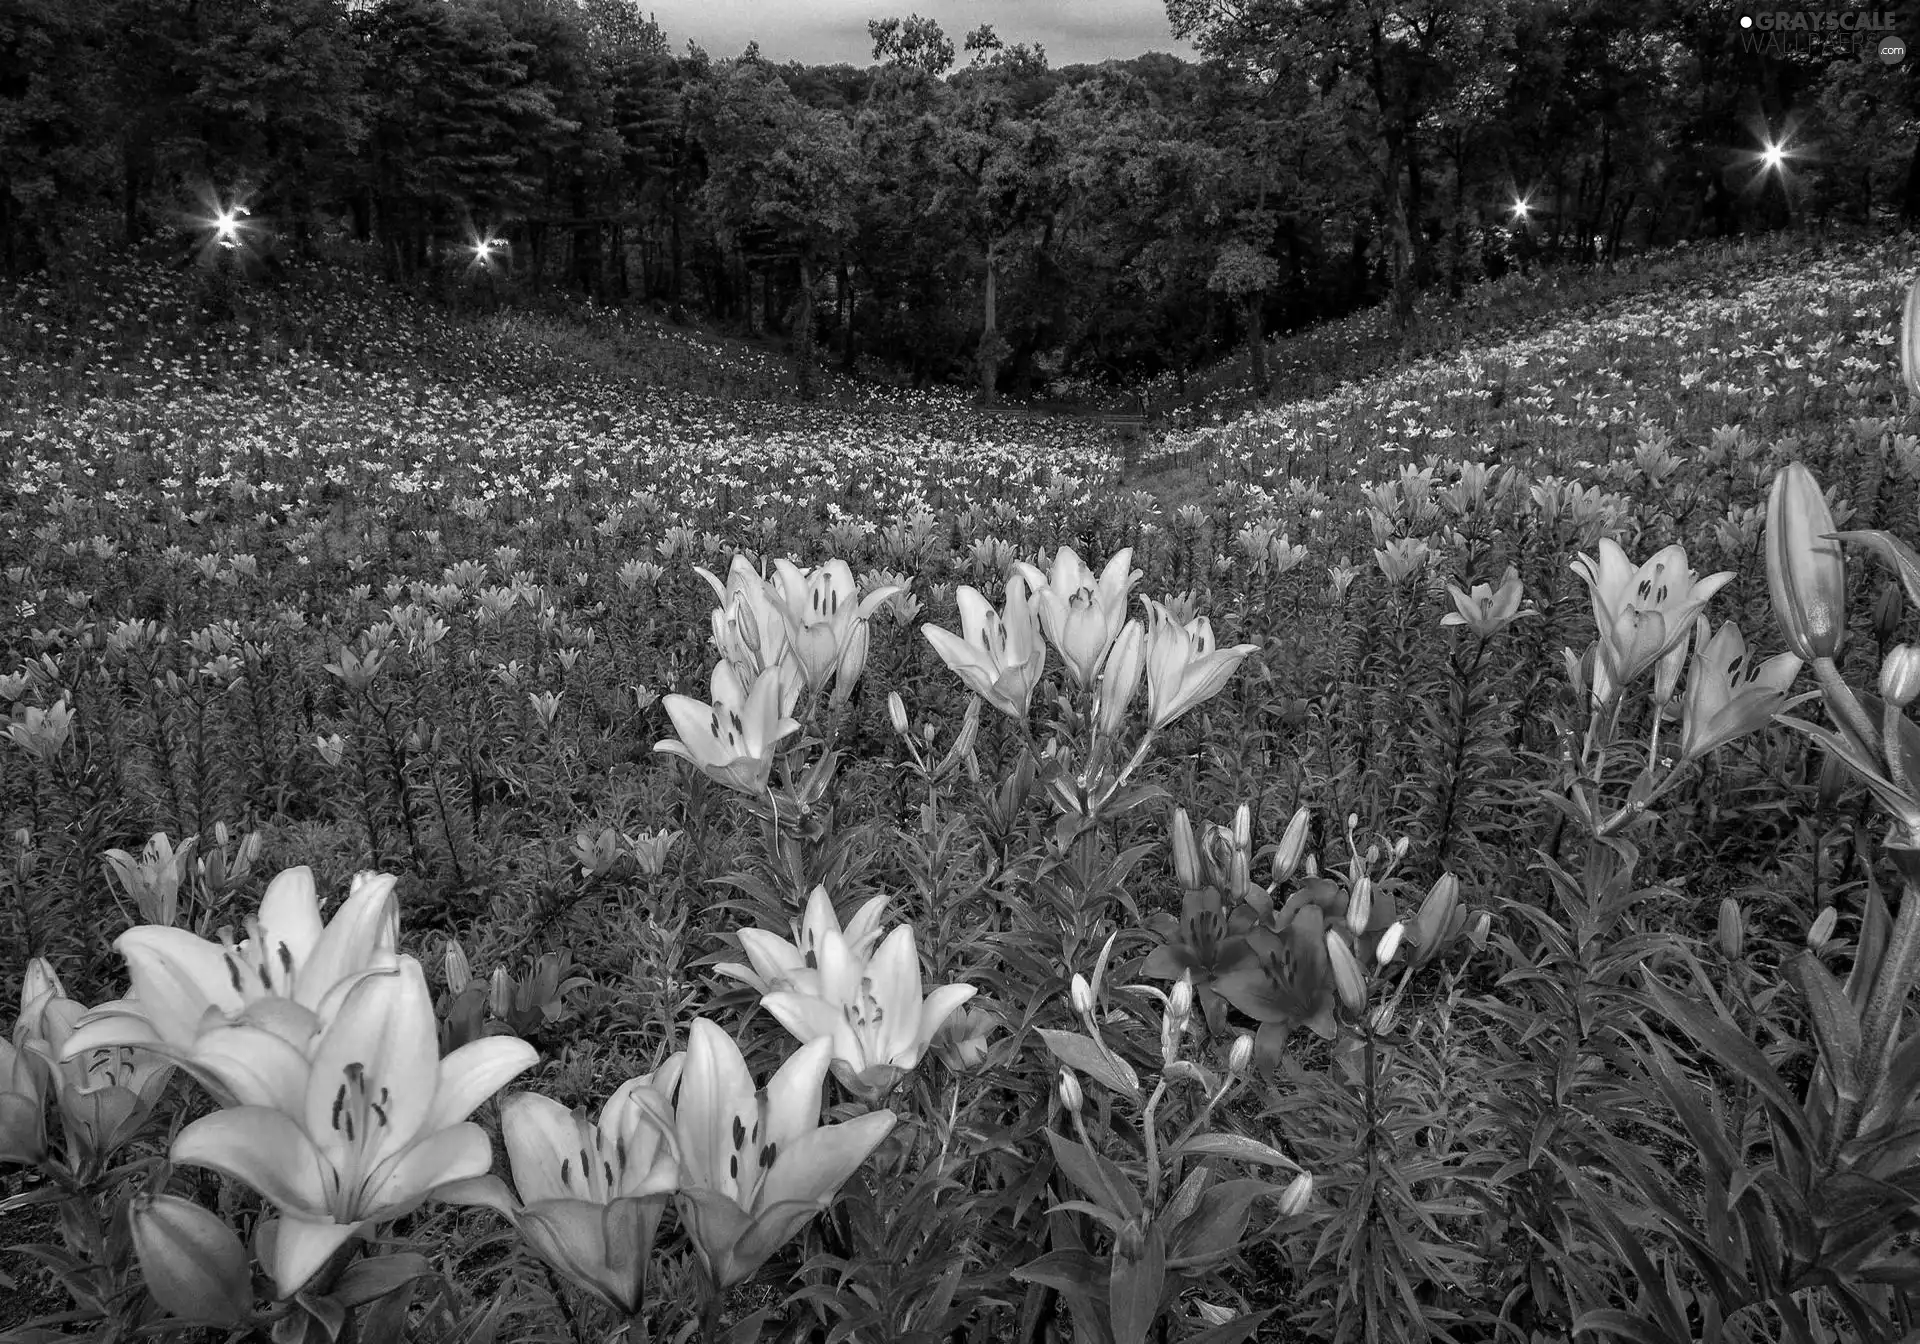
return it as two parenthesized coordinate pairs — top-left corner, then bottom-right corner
(1786, 950), (1864, 1104)
(1045, 1130), (1144, 1220)
(1833, 528), (1920, 614)
(1172, 1133), (1301, 1171)
(1038, 1028), (1139, 1098)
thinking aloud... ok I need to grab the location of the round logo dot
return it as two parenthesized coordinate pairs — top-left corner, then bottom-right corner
(1883, 34), (1908, 63)
(1740, 14), (1753, 26)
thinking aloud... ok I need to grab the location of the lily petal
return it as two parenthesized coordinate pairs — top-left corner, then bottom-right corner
(173, 1107), (330, 1214)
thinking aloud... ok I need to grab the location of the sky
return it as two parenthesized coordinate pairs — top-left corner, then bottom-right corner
(643, 0), (1197, 69)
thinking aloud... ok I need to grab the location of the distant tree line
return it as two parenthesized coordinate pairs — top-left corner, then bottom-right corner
(2, 0), (1915, 399)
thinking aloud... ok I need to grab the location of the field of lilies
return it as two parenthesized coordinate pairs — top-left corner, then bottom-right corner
(9, 230), (1920, 1344)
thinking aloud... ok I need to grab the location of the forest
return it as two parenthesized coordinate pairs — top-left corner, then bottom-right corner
(4, 0), (1916, 403)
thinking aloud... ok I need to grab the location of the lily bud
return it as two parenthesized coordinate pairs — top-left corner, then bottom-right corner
(1467, 910), (1491, 950)
(1169, 973), (1193, 1024)
(1411, 872), (1460, 952)
(1717, 897), (1745, 961)
(1227, 848), (1251, 902)
(1278, 1171), (1314, 1217)
(1232, 803), (1251, 852)
(1808, 905), (1838, 952)
(443, 939), (471, 995)
(1376, 921), (1405, 967)
(1227, 1034), (1253, 1076)
(130, 1192), (254, 1327)
(1325, 930), (1367, 1014)
(1057, 1067), (1084, 1115)
(1883, 644), (1920, 710)
(1070, 973), (1095, 1021)
(1765, 462), (1846, 662)
(1170, 808), (1200, 889)
(887, 691), (910, 737)
(1346, 877), (1373, 934)
(489, 966), (513, 1020)
(1273, 806), (1311, 884)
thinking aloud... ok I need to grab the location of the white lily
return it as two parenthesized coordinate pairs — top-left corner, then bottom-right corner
(654, 660), (802, 798)
(760, 923), (976, 1104)
(1140, 598), (1260, 729)
(657, 1020), (895, 1289)
(714, 886), (891, 997)
(169, 957), (537, 1298)
(439, 1067), (681, 1314)
(1013, 546), (1140, 690)
(920, 574), (1048, 721)
(768, 559), (903, 697)
(698, 556), (791, 680)
(61, 868), (400, 1097)
(17, 960), (173, 1165)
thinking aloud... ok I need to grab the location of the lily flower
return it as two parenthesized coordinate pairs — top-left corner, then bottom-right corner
(100, 832), (199, 928)
(438, 1070), (681, 1314)
(714, 886), (891, 997)
(1093, 618), (1146, 737)
(760, 923), (976, 1104)
(17, 960), (173, 1166)
(1013, 546), (1139, 690)
(1140, 598), (1260, 730)
(1, 966), (53, 1166)
(168, 957), (538, 1298)
(1374, 538), (1430, 586)
(658, 1020), (895, 1289)
(920, 575), (1048, 721)
(1679, 620), (1810, 760)
(60, 868), (400, 1094)
(1570, 539), (1734, 704)
(768, 559), (903, 697)
(698, 556), (791, 680)
(1765, 462), (1846, 662)
(1440, 569), (1533, 637)
(654, 660), (801, 798)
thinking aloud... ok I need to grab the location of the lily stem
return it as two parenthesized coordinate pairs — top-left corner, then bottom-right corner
(1814, 655), (1881, 761)
(700, 1278), (727, 1344)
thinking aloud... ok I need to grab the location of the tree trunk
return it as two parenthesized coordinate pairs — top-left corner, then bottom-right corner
(840, 260), (857, 372)
(793, 254), (816, 401)
(1384, 133), (1415, 329)
(976, 249), (1001, 405)
(1244, 295), (1269, 396)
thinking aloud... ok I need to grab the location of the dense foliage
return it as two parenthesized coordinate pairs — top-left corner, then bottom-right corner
(4, 0), (1916, 401)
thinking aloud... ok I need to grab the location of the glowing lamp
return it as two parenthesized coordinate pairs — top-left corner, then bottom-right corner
(1761, 142), (1786, 171)
(1510, 197), (1530, 220)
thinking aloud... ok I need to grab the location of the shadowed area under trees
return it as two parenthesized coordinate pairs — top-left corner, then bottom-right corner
(1, 0), (1915, 404)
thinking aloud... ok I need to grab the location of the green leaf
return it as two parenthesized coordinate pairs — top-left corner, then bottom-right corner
(1644, 978), (1812, 1156)
(1184, 1308), (1275, 1344)
(1834, 528), (1920, 614)
(1167, 1179), (1284, 1265)
(1047, 1199), (1132, 1239)
(1045, 1130), (1143, 1220)
(1787, 950), (1864, 1103)
(1172, 1133), (1301, 1171)
(1108, 1224), (1165, 1344)
(1038, 1028), (1139, 1098)
(329, 1253), (436, 1311)
(1009, 1248), (1107, 1297)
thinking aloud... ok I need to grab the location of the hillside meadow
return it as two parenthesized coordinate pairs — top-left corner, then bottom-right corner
(6, 232), (1920, 1343)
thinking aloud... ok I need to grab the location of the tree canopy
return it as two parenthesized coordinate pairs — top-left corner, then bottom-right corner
(2, 0), (1912, 398)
